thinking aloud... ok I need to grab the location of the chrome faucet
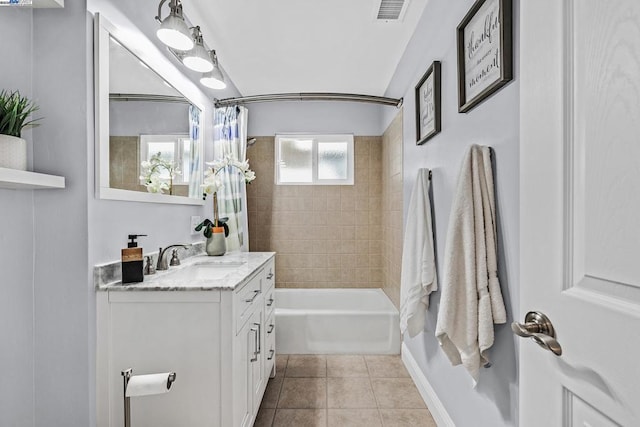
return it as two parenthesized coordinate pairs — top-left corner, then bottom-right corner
(156, 244), (192, 271)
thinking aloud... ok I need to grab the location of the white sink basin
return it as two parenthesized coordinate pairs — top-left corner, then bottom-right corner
(164, 261), (246, 281)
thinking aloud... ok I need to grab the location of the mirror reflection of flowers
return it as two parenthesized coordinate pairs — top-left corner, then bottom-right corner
(196, 155), (256, 236)
(140, 152), (181, 195)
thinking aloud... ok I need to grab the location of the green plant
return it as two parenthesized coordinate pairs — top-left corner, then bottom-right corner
(0, 90), (41, 137)
(195, 217), (230, 238)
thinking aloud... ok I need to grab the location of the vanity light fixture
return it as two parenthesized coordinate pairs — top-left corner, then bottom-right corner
(155, 0), (194, 51)
(182, 26), (214, 73)
(200, 50), (227, 90)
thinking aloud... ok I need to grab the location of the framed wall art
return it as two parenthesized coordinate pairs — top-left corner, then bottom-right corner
(457, 0), (512, 113)
(415, 60), (441, 145)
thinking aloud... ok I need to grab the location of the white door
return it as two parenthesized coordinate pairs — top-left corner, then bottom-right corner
(520, 0), (640, 426)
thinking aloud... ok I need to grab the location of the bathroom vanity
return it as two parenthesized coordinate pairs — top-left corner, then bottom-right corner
(96, 252), (276, 427)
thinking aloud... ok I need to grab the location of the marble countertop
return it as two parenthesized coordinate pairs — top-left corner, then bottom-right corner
(96, 252), (275, 291)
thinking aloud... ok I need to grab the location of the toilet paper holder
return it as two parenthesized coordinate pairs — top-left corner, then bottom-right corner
(121, 368), (177, 427)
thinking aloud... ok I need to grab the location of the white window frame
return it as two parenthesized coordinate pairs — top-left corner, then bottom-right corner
(139, 134), (191, 185)
(275, 134), (354, 185)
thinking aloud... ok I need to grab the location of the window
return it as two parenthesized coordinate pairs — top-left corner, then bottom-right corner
(139, 134), (191, 184)
(275, 134), (354, 185)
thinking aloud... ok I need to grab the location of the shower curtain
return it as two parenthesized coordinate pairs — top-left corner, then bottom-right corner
(213, 106), (249, 252)
(188, 105), (202, 198)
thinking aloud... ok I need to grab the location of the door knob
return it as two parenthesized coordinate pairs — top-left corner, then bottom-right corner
(512, 311), (562, 356)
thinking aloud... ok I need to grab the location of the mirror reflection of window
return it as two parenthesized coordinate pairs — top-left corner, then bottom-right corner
(140, 135), (191, 184)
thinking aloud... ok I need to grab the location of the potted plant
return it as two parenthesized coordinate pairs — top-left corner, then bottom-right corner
(0, 90), (40, 170)
(196, 154), (256, 256)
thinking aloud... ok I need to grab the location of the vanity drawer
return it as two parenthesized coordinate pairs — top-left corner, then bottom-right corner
(235, 270), (263, 334)
(264, 259), (275, 292)
(264, 286), (275, 317)
(265, 311), (276, 372)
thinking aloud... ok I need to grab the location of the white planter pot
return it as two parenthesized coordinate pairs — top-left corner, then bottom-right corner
(0, 135), (27, 170)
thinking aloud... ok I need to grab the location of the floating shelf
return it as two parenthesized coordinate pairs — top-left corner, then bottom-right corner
(0, 167), (65, 190)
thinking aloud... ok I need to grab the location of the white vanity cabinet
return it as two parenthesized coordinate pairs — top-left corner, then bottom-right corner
(96, 254), (276, 427)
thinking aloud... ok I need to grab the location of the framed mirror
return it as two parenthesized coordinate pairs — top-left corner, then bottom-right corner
(94, 13), (206, 205)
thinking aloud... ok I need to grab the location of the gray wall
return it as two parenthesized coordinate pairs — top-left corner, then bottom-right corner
(248, 100), (386, 136)
(109, 101), (189, 136)
(0, 9), (36, 427)
(1, 1), (214, 425)
(383, 0), (520, 426)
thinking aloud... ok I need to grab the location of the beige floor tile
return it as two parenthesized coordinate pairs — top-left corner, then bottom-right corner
(326, 355), (369, 377)
(275, 354), (289, 378)
(278, 378), (327, 409)
(379, 409), (437, 427)
(327, 409), (382, 427)
(286, 355), (327, 377)
(364, 355), (410, 378)
(371, 378), (426, 409)
(261, 376), (284, 409)
(255, 408), (276, 427)
(273, 409), (327, 427)
(327, 378), (377, 409)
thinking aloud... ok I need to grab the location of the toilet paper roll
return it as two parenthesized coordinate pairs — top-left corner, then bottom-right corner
(125, 373), (175, 397)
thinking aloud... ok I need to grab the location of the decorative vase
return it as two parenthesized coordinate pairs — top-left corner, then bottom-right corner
(0, 135), (27, 170)
(206, 227), (226, 256)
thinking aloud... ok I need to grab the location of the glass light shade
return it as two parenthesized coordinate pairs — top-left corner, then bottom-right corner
(183, 43), (213, 73)
(200, 52), (226, 89)
(157, 14), (194, 51)
(200, 72), (226, 89)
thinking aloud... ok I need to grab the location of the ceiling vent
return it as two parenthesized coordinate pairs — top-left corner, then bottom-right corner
(375, 0), (408, 21)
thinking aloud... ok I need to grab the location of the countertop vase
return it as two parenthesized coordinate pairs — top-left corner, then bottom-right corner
(0, 135), (27, 170)
(206, 227), (226, 256)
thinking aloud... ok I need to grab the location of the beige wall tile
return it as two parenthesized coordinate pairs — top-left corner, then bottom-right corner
(381, 111), (404, 309)
(248, 136), (384, 290)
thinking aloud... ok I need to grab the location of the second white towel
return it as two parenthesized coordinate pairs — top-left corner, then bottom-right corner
(400, 168), (437, 338)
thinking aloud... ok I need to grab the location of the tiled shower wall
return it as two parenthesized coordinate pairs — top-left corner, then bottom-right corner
(381, 110), (404, 308)
(247, 136), (384, 288)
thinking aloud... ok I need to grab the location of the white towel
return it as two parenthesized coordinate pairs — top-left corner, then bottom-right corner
(435, 145), (506, 385)
(400, 168), (437, 337)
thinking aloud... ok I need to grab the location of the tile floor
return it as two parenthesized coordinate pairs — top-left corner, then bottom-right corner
(255, 354), (437, 427)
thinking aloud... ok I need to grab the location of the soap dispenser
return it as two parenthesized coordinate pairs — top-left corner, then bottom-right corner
(121, 234), (146, 284)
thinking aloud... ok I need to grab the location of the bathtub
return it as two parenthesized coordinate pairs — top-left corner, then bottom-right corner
(275, 288), (401, 354)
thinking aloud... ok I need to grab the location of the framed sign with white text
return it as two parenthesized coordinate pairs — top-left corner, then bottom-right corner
(415, 61), (441, 145)
(457, 0), (512, 113)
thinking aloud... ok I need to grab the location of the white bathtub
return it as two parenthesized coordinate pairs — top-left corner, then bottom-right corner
(275, 288), (401, 354)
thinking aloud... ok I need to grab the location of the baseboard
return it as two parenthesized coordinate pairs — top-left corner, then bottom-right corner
(401, 342), (456, 427)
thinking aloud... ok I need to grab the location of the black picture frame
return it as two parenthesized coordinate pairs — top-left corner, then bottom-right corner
(457, 0), (512, 113)
(415, 61), (441, 145)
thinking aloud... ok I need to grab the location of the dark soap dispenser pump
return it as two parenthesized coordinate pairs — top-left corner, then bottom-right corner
(121, 234), (147, 284)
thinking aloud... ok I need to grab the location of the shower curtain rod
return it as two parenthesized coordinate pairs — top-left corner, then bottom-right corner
(109, 94), (190, 104)
(214, 92), (403, 108)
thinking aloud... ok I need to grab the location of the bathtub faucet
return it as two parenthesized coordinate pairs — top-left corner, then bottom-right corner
(156, 244), (192, 271)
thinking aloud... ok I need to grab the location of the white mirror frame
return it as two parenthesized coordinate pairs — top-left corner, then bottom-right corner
(94, 13), (206, 205)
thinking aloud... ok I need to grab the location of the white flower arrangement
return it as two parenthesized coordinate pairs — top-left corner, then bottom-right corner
(140, 152), (181, 195)
(196, 154), (256, 235)
(201, 154), (256, 196)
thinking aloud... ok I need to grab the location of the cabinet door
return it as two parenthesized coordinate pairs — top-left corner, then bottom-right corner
(249, 308), (265, 417)
(233, 318), (254, 427)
